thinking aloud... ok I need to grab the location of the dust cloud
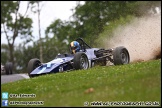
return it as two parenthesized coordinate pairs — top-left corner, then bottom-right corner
(104, 14), (161, 63)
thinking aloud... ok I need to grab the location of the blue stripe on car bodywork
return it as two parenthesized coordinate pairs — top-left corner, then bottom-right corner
(30, 56), (74, 75)
(37, 67), (46, 74)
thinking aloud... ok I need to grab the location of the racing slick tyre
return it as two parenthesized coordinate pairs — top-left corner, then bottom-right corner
(27, 58), (41, 78)
(113, 46), (130, 65)
(73, 52), (89, 70)
(5, 62), (13, 75)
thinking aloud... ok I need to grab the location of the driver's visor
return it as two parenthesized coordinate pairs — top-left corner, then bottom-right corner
(71, 46), (76, 50)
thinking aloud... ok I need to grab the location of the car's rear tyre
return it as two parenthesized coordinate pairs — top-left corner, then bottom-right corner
(27, 58), (41, 78)
(73, 52), (89, 70)
(113, 46), (130, 65)
(5, 62), (13, 75)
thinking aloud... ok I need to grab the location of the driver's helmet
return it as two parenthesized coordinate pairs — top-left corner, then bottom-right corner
(70, 41), (81, 54)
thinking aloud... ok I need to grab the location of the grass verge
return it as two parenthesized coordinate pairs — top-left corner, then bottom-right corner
(1, 59), (161, 107)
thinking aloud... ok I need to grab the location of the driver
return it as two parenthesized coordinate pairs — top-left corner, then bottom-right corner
(70, 41), (81, 54)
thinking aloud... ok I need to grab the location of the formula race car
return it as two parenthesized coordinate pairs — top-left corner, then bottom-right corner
(27, 38), (130, 78)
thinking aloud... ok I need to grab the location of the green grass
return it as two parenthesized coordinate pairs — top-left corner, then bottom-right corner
(1, 59), (161, 107)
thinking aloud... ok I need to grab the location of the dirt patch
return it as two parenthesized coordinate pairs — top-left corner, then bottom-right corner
(104, 14), (161, 63)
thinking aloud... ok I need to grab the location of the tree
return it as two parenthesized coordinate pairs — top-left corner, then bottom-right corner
(1, 44), (9, 65)
(1, 1), (33, 71)
(71, 1), (161, 46)
(45, 19), (74, 60)
(30, 1), (44, 62)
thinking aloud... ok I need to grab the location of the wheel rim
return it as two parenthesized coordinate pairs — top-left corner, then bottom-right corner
(80, 55), (88, 69)
(121, 51), (129, 64)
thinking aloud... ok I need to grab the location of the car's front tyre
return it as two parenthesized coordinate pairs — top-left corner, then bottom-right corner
(27, 58), (41, 78)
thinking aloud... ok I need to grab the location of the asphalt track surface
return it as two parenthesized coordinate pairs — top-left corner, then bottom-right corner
(1, 74), (29, 84)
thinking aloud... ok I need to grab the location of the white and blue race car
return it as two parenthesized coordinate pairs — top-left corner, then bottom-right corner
(27, 38), (130, 78)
